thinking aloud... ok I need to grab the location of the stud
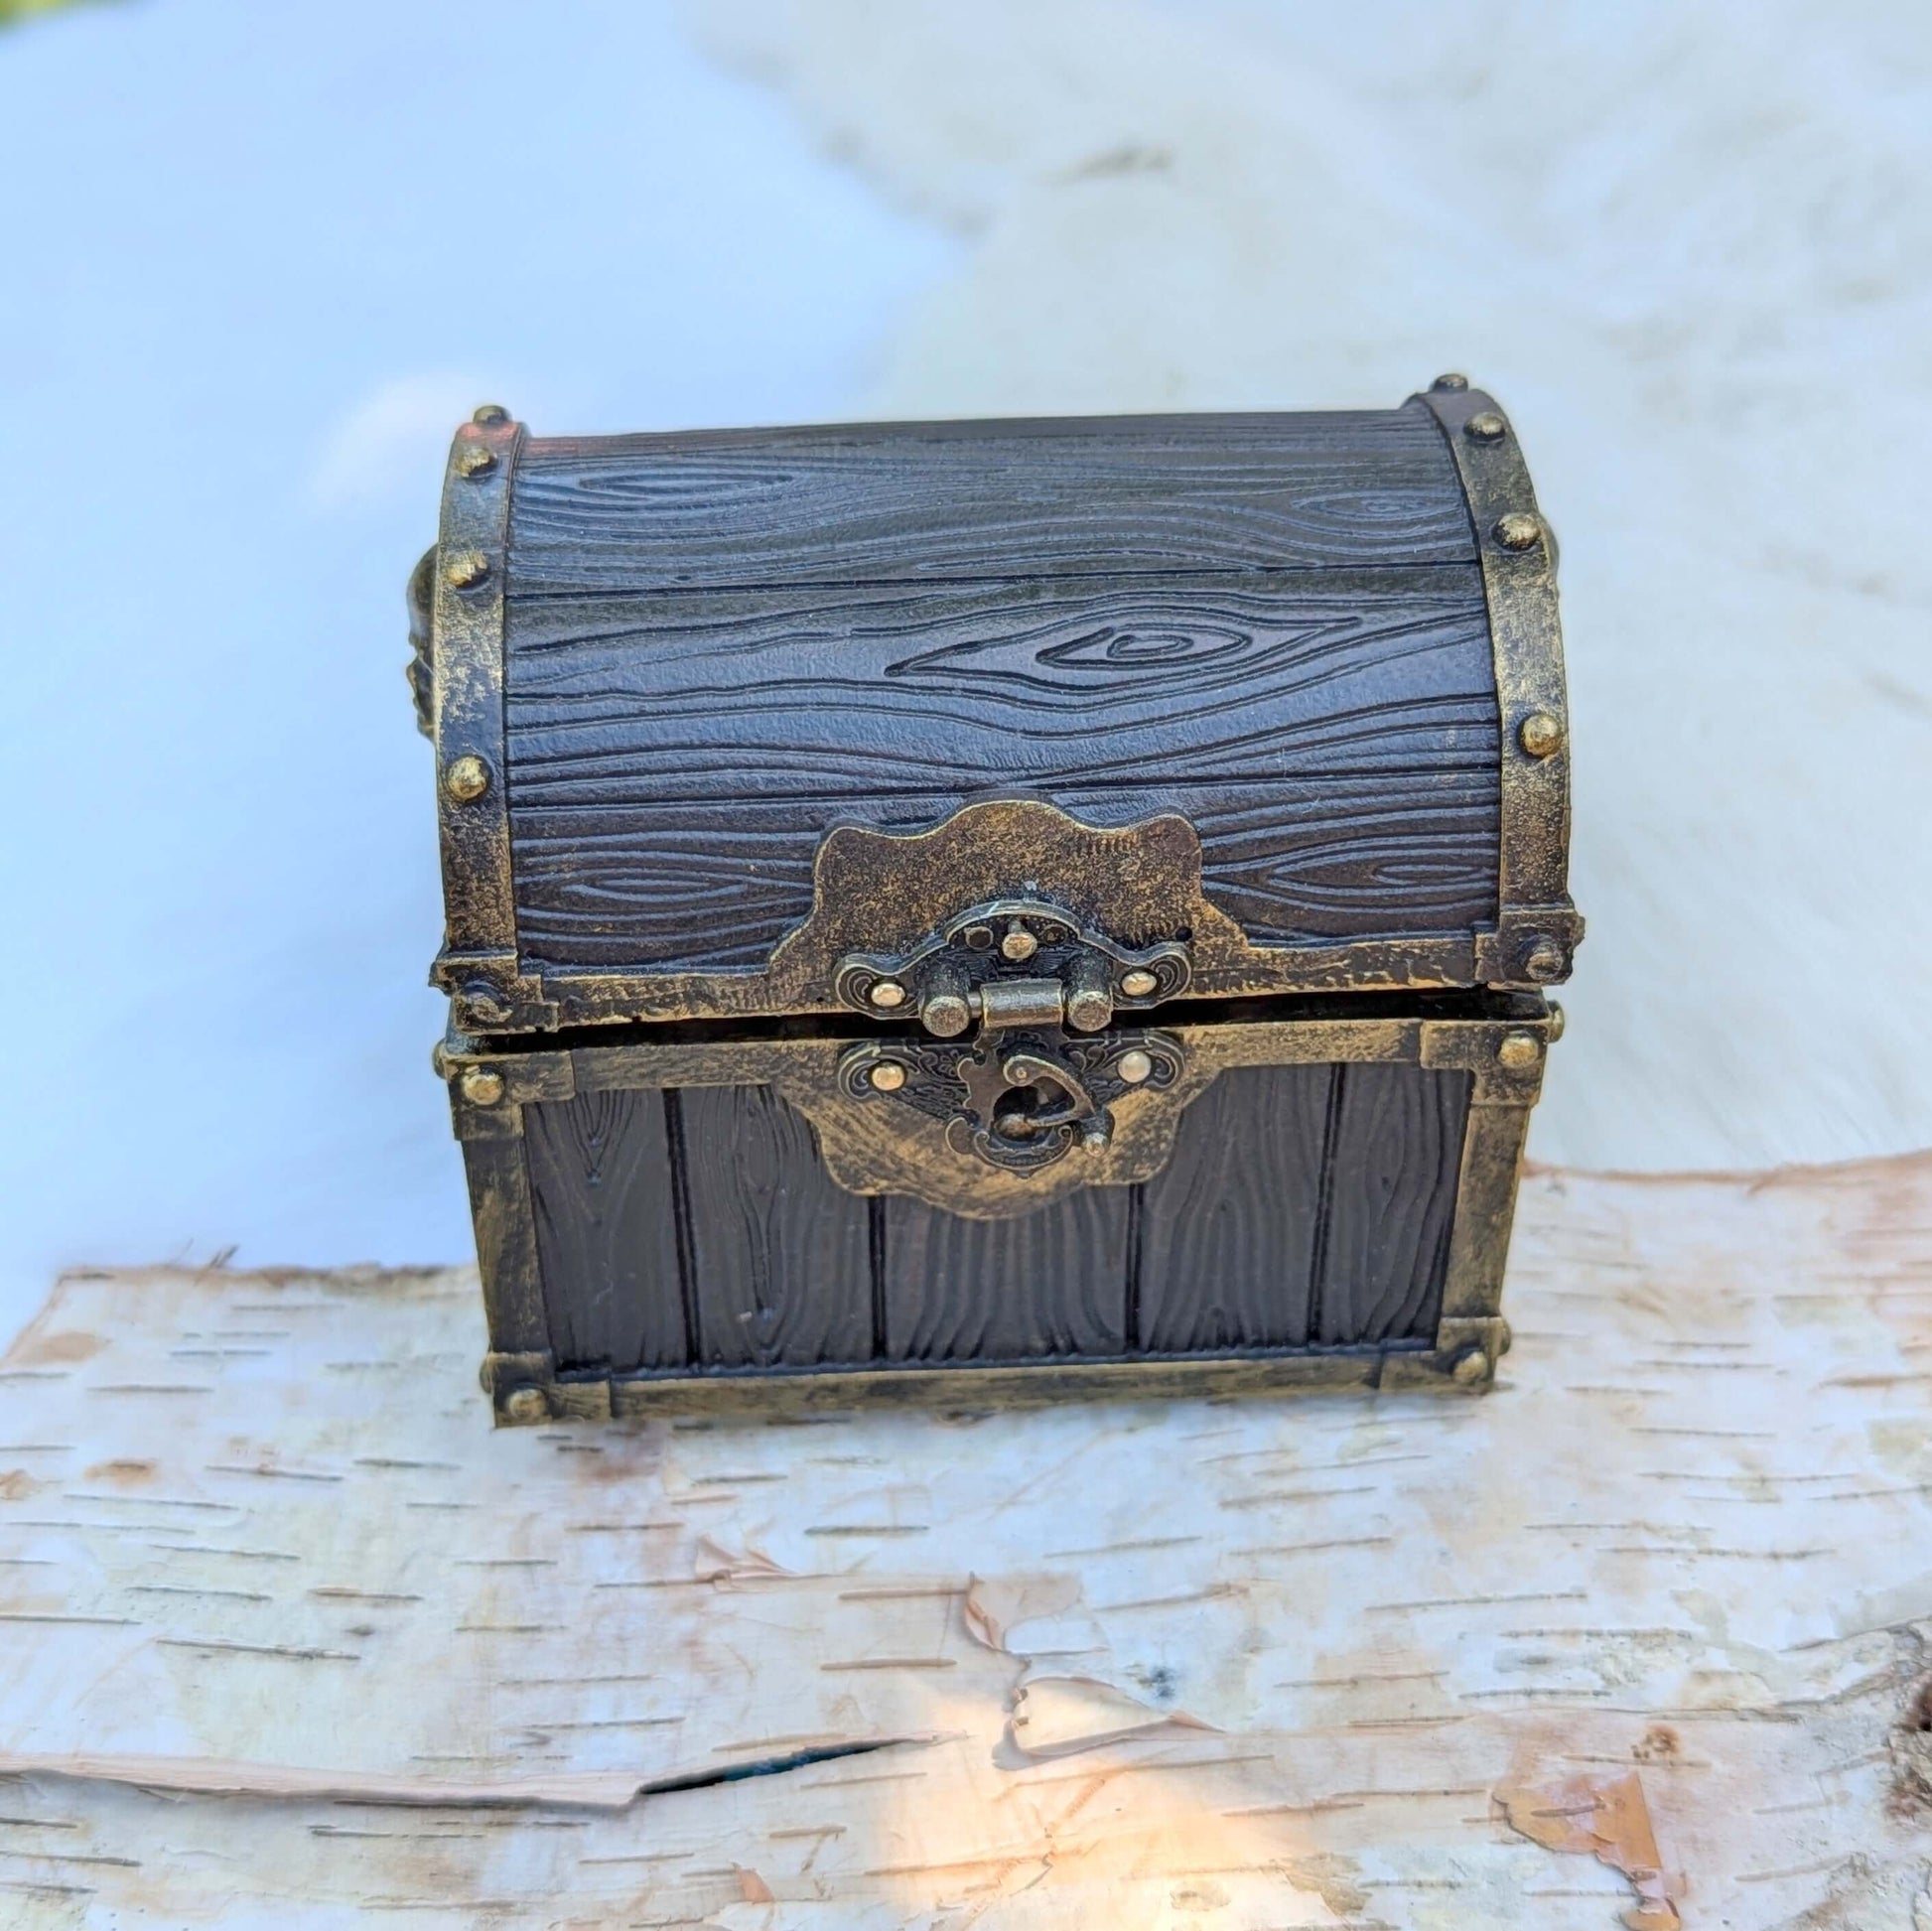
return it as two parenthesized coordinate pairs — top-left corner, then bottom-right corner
(868, 1060), (907, 1092)
(460, 1066), (505, 1106)
(445, 549), (490, 589)
(1116, 1048), (1154, 1085)
(1493, 512), (1541, 551)
(444, 755), (489, 802)
(868, 980), (907, 1010)
(1464, 410), (1506, 441)
(1519, 712), (1564, 758)
(1119, 968), (1160, 999)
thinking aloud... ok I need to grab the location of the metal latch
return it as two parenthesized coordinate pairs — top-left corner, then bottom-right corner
(835, 899), (1188, 1175)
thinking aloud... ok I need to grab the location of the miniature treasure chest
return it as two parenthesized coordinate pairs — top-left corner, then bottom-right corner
(412, 378), (1580, 1423)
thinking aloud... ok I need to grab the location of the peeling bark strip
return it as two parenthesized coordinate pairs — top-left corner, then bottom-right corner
(0, 1738), (933, 1812)
(1496, 1768), (1682, 1931)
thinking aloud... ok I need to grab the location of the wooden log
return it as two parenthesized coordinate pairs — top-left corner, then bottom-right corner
(1, 1154), (1929, 1924)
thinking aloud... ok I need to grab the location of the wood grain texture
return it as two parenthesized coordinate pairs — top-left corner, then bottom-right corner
(523, 1088), (685, 1372)
(503, 570), (1499, 970)
(1135, 1064), (1333, 1351)
(1313, 1063), (1470, 1344)
(678, 1083), (874, 1368)
(506, 407), (1475, 593)
(882, 1188), (1130, 1362)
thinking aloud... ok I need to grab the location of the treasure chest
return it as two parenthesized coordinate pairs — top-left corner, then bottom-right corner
(412, 378), (1579, 1423)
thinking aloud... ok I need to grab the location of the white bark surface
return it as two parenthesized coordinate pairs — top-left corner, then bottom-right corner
(1, 1157), (1930, 1926)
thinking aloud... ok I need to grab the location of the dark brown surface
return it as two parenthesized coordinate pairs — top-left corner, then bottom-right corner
(524, 1089), (683, 1372)
(881, 1189), (1132, 1362)
(1135, 1063), (1333, 1352)
(519, 1061), (1468, 1378)
(676, 1084), (874, 1369)
(1313, 1063), (1470, 1344)
(506, 408), (1475, 594)
(503, 571), (1498, 972)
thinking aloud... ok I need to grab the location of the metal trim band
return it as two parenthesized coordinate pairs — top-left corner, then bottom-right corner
(1413, 379), (1580, 987)
(430, 410), (556, 1029)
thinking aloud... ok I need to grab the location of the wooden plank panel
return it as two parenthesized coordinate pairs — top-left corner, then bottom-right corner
(678, 1084), (874, 1368)
(1135, 1064), (1333, 1352)
(503, 569), (1498, 971)
(506, 771), (1500, 970)
(1313, 1063), (1470, 1344)
(523, 1089), (685, 1372)
(506, 407), (1474, 592)
(882, 1190), (1130, 1361)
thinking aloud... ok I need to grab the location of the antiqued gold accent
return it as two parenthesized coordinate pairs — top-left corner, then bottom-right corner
(1464, 410), (1507, 441)
(473, 403), (510, 426)
(502, 1385), (550, 1424)
(1492, 511), (1542, 551)
(1117, 1048), (1155, 1085)
(1065, 983), (1114, 1033)
(443, 754), (490, 802)
(454, 443), (496, 478)
(1496, 1030), (1541, 1072)
(429, 410), (553, 1027)
(1432, 372), (1469, 391)
(1416, 381), (1578, 991)
(868, 980), (906, 1010)
(444, 549), (490, 589)
(1518, 711), (1565, 758)
(1001, 924), (1037, 962)
(460, 1065), (506, 1107)
(868, 1060), (906, 1092)
(920, 989), (972, 1037)
(1450, 1348), (1491, 1386)
(450, 998), (1553, 1220)
(1547, 1000), (1566, 1042)
(1119, 968), (1160, 999)
(1525, 941), (1567, 982)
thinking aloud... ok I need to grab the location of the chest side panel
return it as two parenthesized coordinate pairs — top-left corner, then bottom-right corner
(506, 409), (1476, 592)
(501, 569), (1499, 971)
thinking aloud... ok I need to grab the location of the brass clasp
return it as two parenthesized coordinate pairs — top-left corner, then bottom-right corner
(836, 898), (1188, 1175)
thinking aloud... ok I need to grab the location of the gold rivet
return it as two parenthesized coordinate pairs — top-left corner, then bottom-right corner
(1497, 1031), (1541, 1072)
(1117, 1048), (1154, 1085)
(1464, 410), (1506, 442)
(1493, 512), (1541, 551)
(868, 1060), (907, 1092)
(454, 443), (497, 478)
(1119, 968), (1160, 1000)
(445, 549), (490, 589)
(1432, 372), (1469, 391)
(869, 980), (906, 1010)
(1525, 941), (1567, 983)
(1518, 711), (1564, 758)
(920, 992), (971, 1038)
(1065, 988), (1114, 1033)
(503, 1386), (548, 1424)
(1547, 1001), (1566, 1042)
(444, 754), (489, 802)
(1001, 924), (1037, 962)
(461, 1066), (505, 1106)
(473, 403), (510, 426)
(1451, 1348), (1490, 1386)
